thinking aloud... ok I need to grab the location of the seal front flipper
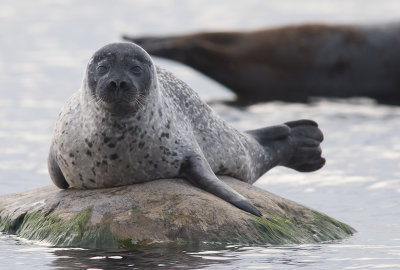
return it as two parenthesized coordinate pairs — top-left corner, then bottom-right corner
(180, 155), (262, 217)
(48, 144), (69, 189)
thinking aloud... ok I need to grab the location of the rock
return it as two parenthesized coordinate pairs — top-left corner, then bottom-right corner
(0, 176), (355, 249)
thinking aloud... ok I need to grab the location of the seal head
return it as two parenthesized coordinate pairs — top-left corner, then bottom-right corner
(86, 43), (156, 116)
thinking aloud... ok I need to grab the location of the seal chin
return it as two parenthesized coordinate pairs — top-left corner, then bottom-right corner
(98, 99), (139, 116)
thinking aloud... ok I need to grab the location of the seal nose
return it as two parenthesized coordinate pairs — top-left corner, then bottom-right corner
(107, 79), (130, 93)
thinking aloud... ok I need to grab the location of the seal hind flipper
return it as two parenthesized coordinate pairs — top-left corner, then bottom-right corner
(283, 120), (325, 172)
(248, 120), (325, 173)
(180, 155), (262, 217)
(246, 124), (290, 143)
(48, 145), (69, 189)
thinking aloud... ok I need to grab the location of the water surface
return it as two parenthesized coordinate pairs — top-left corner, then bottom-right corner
(1, 0), (400, 269)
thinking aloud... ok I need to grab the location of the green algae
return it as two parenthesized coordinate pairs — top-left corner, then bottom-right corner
(251, 215), (301, 244)
(0, 209), (119, 248)
(308, 210), (356, 241)
(0, 212), (27, 234)
(251, 211), (356, 245)
(118, 238), (154, 249)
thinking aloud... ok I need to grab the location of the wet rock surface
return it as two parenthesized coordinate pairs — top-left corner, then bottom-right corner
(0, 176), (355, 249)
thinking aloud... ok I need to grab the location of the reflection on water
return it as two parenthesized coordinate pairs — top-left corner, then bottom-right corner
(1, 233), (400, 269)
(1, 0), (400, 269)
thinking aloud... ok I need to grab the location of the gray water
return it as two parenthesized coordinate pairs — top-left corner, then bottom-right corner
(1, 0), (400, 269)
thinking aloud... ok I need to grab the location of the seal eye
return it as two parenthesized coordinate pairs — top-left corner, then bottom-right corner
(96, 65), (108, 75)
(130, 66), (142, 75)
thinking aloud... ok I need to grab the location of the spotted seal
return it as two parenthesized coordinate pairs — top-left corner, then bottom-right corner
(48, 42), (325, 216)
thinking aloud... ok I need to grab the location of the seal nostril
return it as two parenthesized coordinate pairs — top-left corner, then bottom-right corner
(108, 81), (117, 91)
(120, 81), (128, 91)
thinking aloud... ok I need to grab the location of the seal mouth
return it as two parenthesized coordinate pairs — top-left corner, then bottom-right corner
(97, 91), (146, 115)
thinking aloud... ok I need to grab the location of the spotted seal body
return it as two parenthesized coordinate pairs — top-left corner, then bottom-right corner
(48, 43), (325, 216)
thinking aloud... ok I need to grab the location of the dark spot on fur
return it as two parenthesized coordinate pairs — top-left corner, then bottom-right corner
(58, 155), (69, 167)
(112, 121), (125, 130)
(166, 120), (171, 129)
(158, 109), (162, 117)
(144, 154), (149, 159)
(102, 160), (108, 165)
(218, 164), (228, 173)
(128, 126), (138, 134)
(110, 153), (119, 160)
(85, 138), (93, 148)
(69, 153), (74, 157)
(136, 115), (141, 121)
(118, 134), (125, 141)
(126, 164), (130, 169)
(86, 150), (92, 156)
(91, 167), (96, 176)
(108, 143), (116, 148)
(160, 132), (170, 139)
(104, 136), (110, 144)
(172, 152), (178, 156)
(79, 173), (83, 181)
(89, 178), (96, 183)
(153, 164), (158, 169)
(96, 161), (101, 166)
(71, 161), (75, 165)
(202, 137), (206, 141)
(175, 140), (179, 144)
(138, 142), (145, 148)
